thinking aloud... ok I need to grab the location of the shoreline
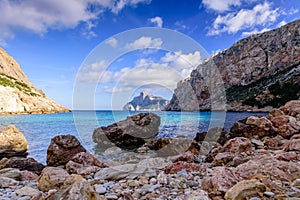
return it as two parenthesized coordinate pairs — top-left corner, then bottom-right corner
(0, 100), (299, 199)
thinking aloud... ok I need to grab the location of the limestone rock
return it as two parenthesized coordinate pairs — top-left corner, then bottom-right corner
(93, 113), (160, 149)
(46, 134), (86, 166)
(0, 125), (28, 158)
(166, 20), (300, 111)
(224, 179), (266, 200)
(38, 167), (70, 192)
(0, 48), (70, 114)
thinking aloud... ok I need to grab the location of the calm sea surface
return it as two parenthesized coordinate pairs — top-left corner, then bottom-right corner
(0, 111), (266, 164)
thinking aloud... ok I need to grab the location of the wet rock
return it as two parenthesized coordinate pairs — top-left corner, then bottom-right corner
(164, 161), (208, 174)
(224, 179), (266, 200)
(38, 167), (70, 192)
(3, 157), (44, 175)
(46, 134), (86, 167)
(236, 155), (300, 182)
(223, 137), (252, 154)
(93, 113), (160, 149)
(201, 167), (241, 197)
(0, 125), (28, 158)
(45, 178), (99, 200)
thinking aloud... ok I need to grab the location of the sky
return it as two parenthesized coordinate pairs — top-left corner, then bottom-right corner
(0, 0), (299, 110)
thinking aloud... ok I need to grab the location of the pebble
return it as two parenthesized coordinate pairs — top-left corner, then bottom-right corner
(149, 178), (157, 185)
(264, 191), (275, 197)
(94, 184), (107, 194)
(105, 193), (118, 199)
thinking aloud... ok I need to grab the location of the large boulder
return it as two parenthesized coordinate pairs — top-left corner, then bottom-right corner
(46, 134), (86, 166)
(270, 115), (300, 138)
(230, 117), (276, 139)
(0, 125), (28, 158)
(93, 113), (160, 149)
(44, 177), (99, 200)
(38, 167), (70, 192)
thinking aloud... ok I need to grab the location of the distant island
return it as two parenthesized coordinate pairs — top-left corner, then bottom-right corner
(123, 91), (169, 111)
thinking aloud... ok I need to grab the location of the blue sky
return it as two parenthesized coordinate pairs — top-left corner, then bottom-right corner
(0, 0), (299, 110)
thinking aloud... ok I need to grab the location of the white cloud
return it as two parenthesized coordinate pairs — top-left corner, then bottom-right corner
(149, 16), (163, 28)
(125, 36), (163, 50)
(105, 38), (118, 48)
(202, 0), (241, 12)
(208, 2), (279, 35)
(0, 0), (151, 44)
(78, 51), (202, 93)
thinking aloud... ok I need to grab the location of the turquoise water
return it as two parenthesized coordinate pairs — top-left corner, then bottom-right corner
(0, 111), (266, 164)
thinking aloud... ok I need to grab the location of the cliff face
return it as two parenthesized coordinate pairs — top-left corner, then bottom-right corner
(0, 48), (70, 114)
(166, 20), (300, 111)
(123, 91), (169, 111)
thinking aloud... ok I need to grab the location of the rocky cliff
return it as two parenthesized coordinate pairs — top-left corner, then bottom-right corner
(123, 91), (169, 111)
(0, 48), (70, 114)
(166, 19), (300, 111)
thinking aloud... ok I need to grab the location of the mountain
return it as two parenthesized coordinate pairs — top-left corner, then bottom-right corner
(123, 91), (169, 111)
(0, 48), (70, 114)
(166, 19), (300, 112)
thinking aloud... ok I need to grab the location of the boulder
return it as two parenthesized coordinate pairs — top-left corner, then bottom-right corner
(223, 137), (252, 154)
(93, 113), (160, 149)
(0, 167), (22, 180)
(46, 134), (86, 166)
(224, 179), (266, 200)
(280, 100), (300, 117)
(236, 155), (300, 182)
(213, 152), (235, 166)
(230, 117), (276, 139)
(38, 167), (70, 192)
(271, 115), (300, 138)
(3, 157), (44, 175)
(285, 135), (300, 151)
(201, 167), (242, 197)
(263, 135), (287, 149)
(44, 176), (99, 200)
(70, 152), (106, 168)
(0, 125), (28, 158)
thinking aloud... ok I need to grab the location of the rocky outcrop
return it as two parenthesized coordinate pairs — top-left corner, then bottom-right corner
(123, 91), (169, 111)
(166, 19), (300, 111)
(0, 48), (70, 114)
(93, 113), (160, 149)
(0, 125), (28, 158)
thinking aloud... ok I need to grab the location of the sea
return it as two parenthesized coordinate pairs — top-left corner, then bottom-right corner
(0, 111), (267, 164)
